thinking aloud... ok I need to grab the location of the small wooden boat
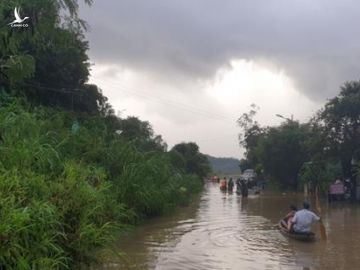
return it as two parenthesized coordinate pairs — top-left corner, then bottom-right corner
(278, 220), (315, 242)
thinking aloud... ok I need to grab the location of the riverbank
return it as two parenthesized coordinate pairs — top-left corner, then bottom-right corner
(0, 99), (205, 269)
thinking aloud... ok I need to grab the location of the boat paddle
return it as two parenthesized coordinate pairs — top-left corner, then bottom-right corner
(315, 185), (327, 241)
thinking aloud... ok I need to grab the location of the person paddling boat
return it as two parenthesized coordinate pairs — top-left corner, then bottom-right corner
(290, 202), (321, 234)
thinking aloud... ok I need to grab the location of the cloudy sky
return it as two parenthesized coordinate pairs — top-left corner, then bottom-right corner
(80, 0), (360, 158)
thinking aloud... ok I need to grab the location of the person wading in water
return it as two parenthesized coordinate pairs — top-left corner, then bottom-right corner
(228, 177), (234, 191)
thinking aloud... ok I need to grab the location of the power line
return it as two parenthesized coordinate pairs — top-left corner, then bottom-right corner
(25, 81), (243, 153)
(97, 80), (237, 124)
(25, 80), (239, 125)
(24, 82), (84, 94)
(107, 83), (235, 122)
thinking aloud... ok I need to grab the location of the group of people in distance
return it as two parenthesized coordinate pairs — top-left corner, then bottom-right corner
(281, 202), (321, 233)
(219, 177), (249, 197)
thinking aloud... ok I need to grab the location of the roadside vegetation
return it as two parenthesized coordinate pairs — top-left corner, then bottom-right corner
(238, 82), (360, 196)
(0, 1), (210, 269)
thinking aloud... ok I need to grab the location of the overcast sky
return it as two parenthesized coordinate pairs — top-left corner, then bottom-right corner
(80, 0), (360, 158)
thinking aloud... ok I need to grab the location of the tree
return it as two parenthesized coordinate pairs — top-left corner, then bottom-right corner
(120, 117), (154, 140)
(170, 142), (211, 178)
(0, 3), (35, 89)
(1, 0), (91, 86)
(1, 0), (110, 114)
(320, 81), (360, 199)
(239, 158), (252, 173)
(255, 121), (310, 189)
(237, 104), (264, 169)
(118, 116), (167, 152)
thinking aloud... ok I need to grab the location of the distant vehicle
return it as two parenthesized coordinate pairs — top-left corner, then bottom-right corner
(241, 169), (257, 182)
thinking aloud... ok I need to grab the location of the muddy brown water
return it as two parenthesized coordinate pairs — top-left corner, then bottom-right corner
(96, 182), (360, 270)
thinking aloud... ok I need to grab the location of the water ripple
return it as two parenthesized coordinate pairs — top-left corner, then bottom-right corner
(96, 184), (360, 270)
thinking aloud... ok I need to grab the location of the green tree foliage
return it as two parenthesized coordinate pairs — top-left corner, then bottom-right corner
(236, 85), (360, 192)
(255, 121), (310, 189)
(237, 105), (322, 189)
(1, 0), (82, 86)
(237, 104), (264, 170)
(120, 116), (154, 140)
(0, 3), (35, 89)
(1, 0), (109, 114)
(170, 142), (211, 178)
(320, 81), (360, 177)
(298, 161), (342, 192)
(116, 116), (168, 152)
(239, 158), (252, 173)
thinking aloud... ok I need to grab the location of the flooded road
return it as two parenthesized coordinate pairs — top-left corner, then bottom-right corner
(98, 182), (360, 270)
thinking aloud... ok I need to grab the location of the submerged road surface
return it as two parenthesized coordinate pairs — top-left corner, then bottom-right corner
(97, 182), (360, 270)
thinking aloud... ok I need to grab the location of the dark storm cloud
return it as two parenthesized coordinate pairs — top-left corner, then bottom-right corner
(80, 0), (360, 101)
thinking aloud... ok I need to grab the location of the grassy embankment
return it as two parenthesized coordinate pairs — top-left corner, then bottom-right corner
(0, 98), (203, 269)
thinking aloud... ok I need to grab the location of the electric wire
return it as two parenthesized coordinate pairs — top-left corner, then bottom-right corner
(97, 80), (237, 124)
(24, 81), (242, 144)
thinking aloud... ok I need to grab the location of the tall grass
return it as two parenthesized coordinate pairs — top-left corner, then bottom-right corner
(0, 99), (203, 269)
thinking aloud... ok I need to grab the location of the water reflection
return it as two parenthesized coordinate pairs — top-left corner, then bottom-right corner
(96, 182), (360, 270)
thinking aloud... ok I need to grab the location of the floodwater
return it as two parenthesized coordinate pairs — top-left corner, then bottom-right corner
(97, 182), (360, 270)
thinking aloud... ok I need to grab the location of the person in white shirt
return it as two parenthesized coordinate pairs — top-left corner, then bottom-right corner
(291, 202), (320, 233)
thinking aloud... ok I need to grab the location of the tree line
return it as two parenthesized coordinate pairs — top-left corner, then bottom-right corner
(238, 82), (360, 196)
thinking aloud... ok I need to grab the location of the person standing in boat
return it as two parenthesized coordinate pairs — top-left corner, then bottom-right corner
(290, 202), (320, 233)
